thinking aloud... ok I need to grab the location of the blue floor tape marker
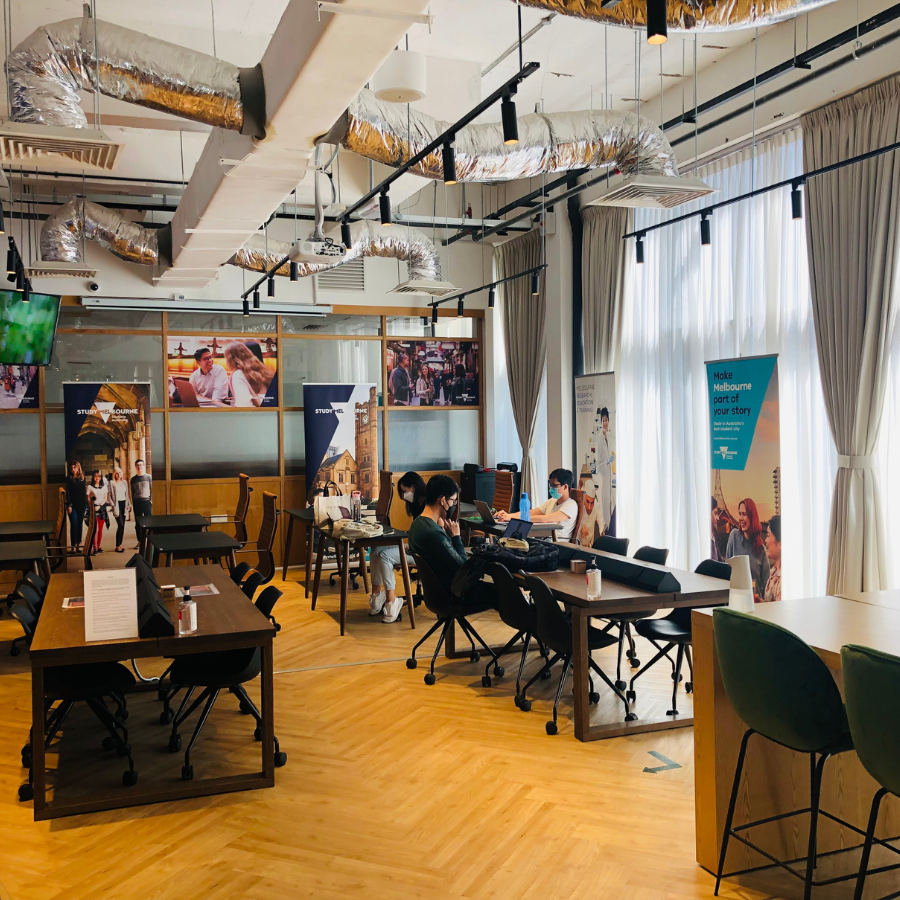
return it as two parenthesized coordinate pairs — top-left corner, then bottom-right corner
(643, 750), (681, 774)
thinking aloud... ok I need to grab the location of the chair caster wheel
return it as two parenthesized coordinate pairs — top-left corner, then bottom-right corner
(494, 665), (505, 677)
(21, 753), (32, 769)
(18, 784), (33, 802)
(115, 743), (131, 758)
(685, 681), (693, 693)
(589, 691), (600, 704)
(156, 688), (168, 701)
(102, 736), (117, 751)
(10, 646), (20, 657)
(671, 672), (683, 683)
(625, 713), (638, 722)
(122, 770), (138, 787)
(519, 698), (532, 712)
(254, 726), (262, 741)
(513, 695), (521, 709)
(615, 679), (627, 691)
(540, 668), (552, 680)
(168, 735), (182, 753)
(239, 700), (252, 715)
(626, 690), (636, 703)
(274, 751), (287, 768)
(482, 675), (492, 688)
(424, 673), (436, 686)
(406, 658), (417, 669)
(630, 658), (641, 668)
(470, 652), (481, 663)
(117, 708), (129, 721)
(181, 764), (193, 781)
(545, 721), (558, 736)
(159, 708), (174, 725)
(666, 709), (679, 717)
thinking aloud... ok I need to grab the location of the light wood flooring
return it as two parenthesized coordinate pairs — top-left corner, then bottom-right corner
(0, 572), (769, 900)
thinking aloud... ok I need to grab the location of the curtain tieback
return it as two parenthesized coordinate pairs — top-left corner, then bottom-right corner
(837, 454), (875, 469)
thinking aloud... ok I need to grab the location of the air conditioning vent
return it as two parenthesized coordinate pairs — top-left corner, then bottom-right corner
(315, 257), (365, 292)
(388, 278), (459, 298)
(587, 175), (717, 209)
(0, 123), (122, 171)
(26, 261), (97, 279)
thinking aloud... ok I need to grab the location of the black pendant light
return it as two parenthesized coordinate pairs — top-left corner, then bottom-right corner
(21, 279), (31, 303)
(242, 298), (250, 317)
(341, 220), (352, 248)
(635, 234), (645, 265)
(431, 306), (438, 324)
(700, 213), (711, 247)
(14, 261), (24, 291)
(379, 191), (392, 226)
(531, 272), (540, 296)
(0, 204), (5, 236)
(791, 183), (804, 220)
(457, 298), (464, 317)
(6, 238), (16, 276)
(501, 94), (519, 145)
(290, 261), (299, 281)
(488, 286), (495, 308)
(442, 141), (457, 185)
(647, 0), (668, 45)
(252, 288), (260, 309)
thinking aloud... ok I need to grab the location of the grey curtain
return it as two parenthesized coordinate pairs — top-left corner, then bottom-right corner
(582, 206), (629, 373)
(494, 229), (546, 495)
(803, 76), (900, 594)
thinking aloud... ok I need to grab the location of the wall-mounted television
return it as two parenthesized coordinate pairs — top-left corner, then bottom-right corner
(0, 290), (61, 366)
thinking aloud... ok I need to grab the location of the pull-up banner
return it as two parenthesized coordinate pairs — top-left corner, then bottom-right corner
(706, 355), (782, 602)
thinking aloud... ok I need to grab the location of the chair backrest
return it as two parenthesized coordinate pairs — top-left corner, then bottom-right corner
(21, 570), (47, 597)
(13, 583), (43, 617)
(82, 504), (97, 570)
(842, 644), (900, 798)
(375, 471), (394, 521)
(567, 488), (586, 545)
(713, 608), (846, 753)
(695, 558), (732, 580)
(234, 474), (253, 544)
(251, 492), (279, 582)
(54, 486), (67, 543)
(241, 571), (264, 600)
(524, 574), (573, 657)
(492, 470), (515, 513)
(255, 585), (283, 620)
(411, 554), (455, 619)
(634, 545), (669, 565)
(9, 602), (36, 645)
(487, 562), (535, 633)
(230, 561), (252, 586)
(593, 534), (629, 556)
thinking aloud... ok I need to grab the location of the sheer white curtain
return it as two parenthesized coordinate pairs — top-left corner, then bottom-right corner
(875, 320), (900, 588)
(618, 128), (836, 599)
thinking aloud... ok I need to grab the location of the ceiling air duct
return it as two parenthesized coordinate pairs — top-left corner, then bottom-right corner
(511, 0), (839, 31)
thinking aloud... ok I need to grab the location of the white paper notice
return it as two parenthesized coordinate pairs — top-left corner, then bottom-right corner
(83, 569), (140, 642)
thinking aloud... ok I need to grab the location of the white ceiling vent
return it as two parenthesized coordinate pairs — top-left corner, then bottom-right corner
(26, 261), (97, 279)
(388, 278), (458, 298)
(0, 123), (122, 171)
(587, 175), (717, 210)
(315, 257), (366, 292)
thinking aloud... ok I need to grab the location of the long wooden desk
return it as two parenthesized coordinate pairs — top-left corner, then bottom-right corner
(692, 593), (900, 897)
(28, 564), (276, 820)
(0, 520), (54, 542)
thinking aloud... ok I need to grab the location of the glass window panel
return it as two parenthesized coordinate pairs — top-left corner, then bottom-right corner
(57, 308), (161, 330)
(0, 414), (41, 484)
(281, 313), (380, 336)
(284, 411), (304, 476)
(386, 316), (475, 338)
(46, 412), (65, 481)
(45, 333), (164, 408)
(388, 410), (478, 471)
(151, 412), (165, 474)
(169, 412), (278, 479)
(166, 313), (277, 334)
(281, 339), (382, 407)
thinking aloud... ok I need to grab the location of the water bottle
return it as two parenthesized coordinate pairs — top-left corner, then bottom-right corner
(586, 558), (602, 602)
(351, 490), (362, 522)
(178, 588), (197, 635)
(519, 492), (531, 523)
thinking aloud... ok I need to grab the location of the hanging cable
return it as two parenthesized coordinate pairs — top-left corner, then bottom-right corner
(210, 0), (217, 58)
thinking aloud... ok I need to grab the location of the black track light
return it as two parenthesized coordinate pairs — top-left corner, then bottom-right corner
(267, 276), (276, 298)
(501, 94), (519, 145)
(457, 298), (464, 317)
(252, 288), (260, 310)
(646, 0), (668, 45)
(14, 262), (24, 291)
(488, 286), (495, 308)
(290, 261), (299, 282)
(431, 306), (438, 324)
(21, 280), (30, 303)
(531, 272), (540, 296)
(431, 322), (436, 337)
(379, 191), (392, 226)
(0, 204), (5, 236)
(791, 183), (804, 220)
(700, 213), (711, 247)
(243, 298), (250, 317)
(635, 234), (645, 265)
(341, 220), (352, 248)
(6, 239), (15, 276)
(442, 140), (457, 185)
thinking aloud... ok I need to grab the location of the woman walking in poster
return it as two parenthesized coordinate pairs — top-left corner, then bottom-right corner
(87, 470), (112, 554)
(596, 407), (614, 531)
(65, 461), (88, 552)
(109, 467), (131, 553)
(726, 498), (770, 600)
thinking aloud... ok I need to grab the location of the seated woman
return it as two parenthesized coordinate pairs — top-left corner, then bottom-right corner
(369, 472), (426, 624)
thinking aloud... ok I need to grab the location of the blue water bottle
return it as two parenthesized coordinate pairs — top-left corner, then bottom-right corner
(519, 492), (531, 522)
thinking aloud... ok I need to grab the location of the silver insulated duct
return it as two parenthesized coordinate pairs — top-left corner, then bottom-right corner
(513, 0), (839, 31)
(324, 88), (678, 182)
(7, 16), (265, 136)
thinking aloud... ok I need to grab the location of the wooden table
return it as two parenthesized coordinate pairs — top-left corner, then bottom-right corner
(28, 564), (276, 820)
(148, 531), (239, 569)
(0, 540), (50, 582)
(459, 516), (562, 538)
(0, 520), (54, 543)
(282, 508), (316, 596)
(692, 593), (900, 897)
(137, 513), (209, 559)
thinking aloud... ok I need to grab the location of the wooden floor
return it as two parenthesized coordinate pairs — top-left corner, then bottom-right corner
(0, 572), (769, 900)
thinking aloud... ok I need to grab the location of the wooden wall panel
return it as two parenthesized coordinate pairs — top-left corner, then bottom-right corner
(0, 485), (44, 521)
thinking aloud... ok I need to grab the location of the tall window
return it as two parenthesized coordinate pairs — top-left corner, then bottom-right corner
(618, 128), (836, 599)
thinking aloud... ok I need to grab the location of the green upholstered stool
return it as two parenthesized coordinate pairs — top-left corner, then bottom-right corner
(713, 608), (860, 900)
(841, 644), (900, 900)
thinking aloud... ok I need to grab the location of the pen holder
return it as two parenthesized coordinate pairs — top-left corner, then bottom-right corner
(570, 559), (587, 575)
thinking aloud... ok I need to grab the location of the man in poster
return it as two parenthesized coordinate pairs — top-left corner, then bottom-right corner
(189, 347), (230, 402)
(131, 459), (152, 519)
(390, 351), (413, 405)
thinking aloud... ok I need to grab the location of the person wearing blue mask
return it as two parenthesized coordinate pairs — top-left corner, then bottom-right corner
(497, 468), (579, 541)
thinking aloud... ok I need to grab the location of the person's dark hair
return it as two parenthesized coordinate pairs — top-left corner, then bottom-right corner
(767, 514), (781, 544)
(600, 407), (609, 421)
(549, 468), (575, 489)
(425, 474), (459, 506)
(398, 471), (427, 518)
(194, 347), (211, 363)
(397, 351), (408, 364)
(711, 496), (718, 511)
(245, 340), (264, 364)
(135, 459), (144, 467)
(454, 364), (466, 378)
(91, 469), (105, 486)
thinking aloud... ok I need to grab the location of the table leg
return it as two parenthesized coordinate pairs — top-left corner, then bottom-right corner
(571, 607), (590, 742)
(228, 550), (237, 572)
(31, 666), (45, 817)
(397, 540), (415, 629)
(339, 540), (350, 636)
(261, 640), (275, 783)
(304, 525), (315, 600)
(358, 548), (370, 594)
(139, 526), (147, 560)
(282, 514), (295, 582)
(311, 532), (325, 611)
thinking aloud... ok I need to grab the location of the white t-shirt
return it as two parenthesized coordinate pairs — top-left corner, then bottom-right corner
(190, 364), (230, 402)
(231, 369), (266, 407)
(537, 497), (578, 541)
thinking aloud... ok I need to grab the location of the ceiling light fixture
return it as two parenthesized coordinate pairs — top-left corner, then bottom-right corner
(267, 276), (276, 298)
(501, 93), (519, 145)
(379, 191), (392, 226)
(531, 272), (540, 295)
(252, 289), (260, 310)
(242, 298), (250, 317)
(21, 280), (30, 303)
(457, 297), (464, 317)
(0, 204), (5, 236)
(647, 0), (668, 45)
(488, 286), (495, 308)
(341, 220), (352, 248)
(442, 140), (458, 185)
(431, 306), (438, 324)
(791, 182), (804, 220)
(700, 212), (711, 247)
(290, 261), (299, 282)
(14, 262), (24, 291)
(635, 234), (645, 264)
(6, 239), (16, 276)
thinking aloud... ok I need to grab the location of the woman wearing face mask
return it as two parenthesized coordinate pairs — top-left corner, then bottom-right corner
(368, 472), (427, 624)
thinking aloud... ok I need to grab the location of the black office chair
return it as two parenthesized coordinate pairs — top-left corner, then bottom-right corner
(230, 562), (252, 585)
(483, 562), (551, 698)
(8, 583), (44, 656)
(253, 585), (282, 633)
(626, 558), (731, 716)
(405, 555), (500, 685)
(240, 571), (265, 600)
(21, 571), (47, 597)
(593, 535), (629, 556)
(522, 575), (629, 734)
(633, 545), (669, 566)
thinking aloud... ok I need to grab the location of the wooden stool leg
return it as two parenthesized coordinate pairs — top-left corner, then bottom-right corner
(282, 514), (295, 582)
(311, 532), (325, 611)
(359, 547), (370, 593)
(339, 541), (350, 636)
(398, 540), (415, 629)
(304, 525), (315, 599)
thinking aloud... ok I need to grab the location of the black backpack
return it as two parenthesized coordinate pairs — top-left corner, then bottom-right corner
(470, 538), (560, 574)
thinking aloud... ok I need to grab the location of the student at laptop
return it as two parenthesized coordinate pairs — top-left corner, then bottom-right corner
(496, 468), (579, 541)
(189, 347), (230, 403)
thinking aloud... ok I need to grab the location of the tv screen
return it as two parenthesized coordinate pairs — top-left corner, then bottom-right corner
(0, 290), (61, 366)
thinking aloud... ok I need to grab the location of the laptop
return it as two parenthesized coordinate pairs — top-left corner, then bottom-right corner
(173, 377), (219, 408)
(503, 518), (532, 540)
(473, 499), (496, 524)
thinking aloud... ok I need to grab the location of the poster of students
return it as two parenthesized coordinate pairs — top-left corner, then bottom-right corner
(63, 383), (152, 559)
(167, 335), (277, 408)
(385, 340), (479, 406)
(573, 372), (617, 542)
(0, 364), (38, 409)
(706, 355), (782, 603)
(303, 383), (379, 503)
